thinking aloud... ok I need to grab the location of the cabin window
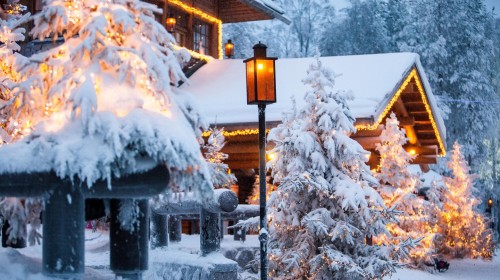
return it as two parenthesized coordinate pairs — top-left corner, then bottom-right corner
(193, 19), (210, 55)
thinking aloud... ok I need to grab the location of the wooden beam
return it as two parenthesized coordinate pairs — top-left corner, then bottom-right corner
(403, 145), (438, 156)
(411, 155), (437, 164)
(414, 129), (435, 134)
(419, 139), (439, 145)
(393, 99), (418, 145)
(367, 152), (380, 170)
(410, 111), (428, 115)
(226, 153), (259, 161)
(352, 136), (381, 150)
(226, 134), (259, 143)
(222, 143), (258, 154)
(227, 160), (259, 170)
(398, 116), (415, 126)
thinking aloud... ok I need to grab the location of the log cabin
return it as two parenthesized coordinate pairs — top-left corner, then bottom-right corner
(4, 0), (290, 59)
(183, 53), (447, 203)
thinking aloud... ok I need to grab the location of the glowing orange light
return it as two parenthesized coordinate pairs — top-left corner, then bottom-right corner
(166, 14), (176, 33)
(267, 152), (276, 161)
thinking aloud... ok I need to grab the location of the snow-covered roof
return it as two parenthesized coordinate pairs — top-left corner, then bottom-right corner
(183, 52), (446, 142)
(242, 0), (291, 24)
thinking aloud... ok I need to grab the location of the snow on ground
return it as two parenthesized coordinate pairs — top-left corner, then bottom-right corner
(389, 254), (500, 280)
(0, 229), (498, 279)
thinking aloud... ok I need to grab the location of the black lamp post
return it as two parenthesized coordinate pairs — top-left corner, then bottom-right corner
(225, 39), (234, 58)
(243, 42), (277, 280)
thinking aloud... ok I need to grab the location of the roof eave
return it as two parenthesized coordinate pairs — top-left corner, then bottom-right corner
(239, 0), (292, 24)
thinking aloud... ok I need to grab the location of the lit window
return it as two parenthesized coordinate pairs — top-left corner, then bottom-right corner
(193, 19), (210, 55)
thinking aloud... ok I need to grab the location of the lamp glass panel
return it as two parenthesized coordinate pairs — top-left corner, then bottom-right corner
(246, 60), (256, 104)
(255, 59), (275, 103)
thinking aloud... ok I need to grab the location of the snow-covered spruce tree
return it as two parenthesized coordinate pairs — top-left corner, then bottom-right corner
(400, 0), (495, 170)
(267, 56), (407, 279)
(373, 112), (438, 268)
(203, 127), (236, 189)
(0, 0), (212, 240)
(438, 142), (493, 259)
(321, 0), (389, 56)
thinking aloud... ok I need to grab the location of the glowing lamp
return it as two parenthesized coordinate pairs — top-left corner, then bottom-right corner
(409, 149), (416, 155)
(488, 198), (493, 208)
(166, 13), (176, 33)
(267, 152), (276, 161)
(243, 42), (277, 105)
(225, 39), (234, 58)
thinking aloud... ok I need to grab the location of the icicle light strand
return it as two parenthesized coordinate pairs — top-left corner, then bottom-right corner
(202, 68), (446, 157)
(354, 68), (446, 157)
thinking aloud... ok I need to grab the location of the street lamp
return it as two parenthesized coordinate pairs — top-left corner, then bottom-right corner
(243, 42), (277, 280)
(166, 13), (176, 33)
(225, 39), (234, 58)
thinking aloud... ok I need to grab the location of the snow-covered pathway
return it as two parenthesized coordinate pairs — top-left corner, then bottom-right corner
(1, 230), (498, 279)
(389, 253), (500, 280)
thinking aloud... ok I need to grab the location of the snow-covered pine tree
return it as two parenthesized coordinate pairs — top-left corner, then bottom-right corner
(267, 55), (406, 279)
(0, 0), (212, 241)
(374, 112), (438, 268)
(321, 0), (389, 56)
(438, 142), (493, 259)
(203, 127), (236, 189)
(222, 22), (261, 59)
(399, 0), (495, 170)
(383, 0), (411, 52)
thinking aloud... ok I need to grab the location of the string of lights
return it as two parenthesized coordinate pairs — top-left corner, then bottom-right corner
(356, 68), (446, 157)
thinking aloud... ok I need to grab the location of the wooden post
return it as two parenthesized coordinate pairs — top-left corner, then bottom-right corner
(168, 215), (182, 242)
(43, 186), (85, 278)
(200, 208), (221, 256)
(110, 199), (149, 280)
(151, 210), (168, 249)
